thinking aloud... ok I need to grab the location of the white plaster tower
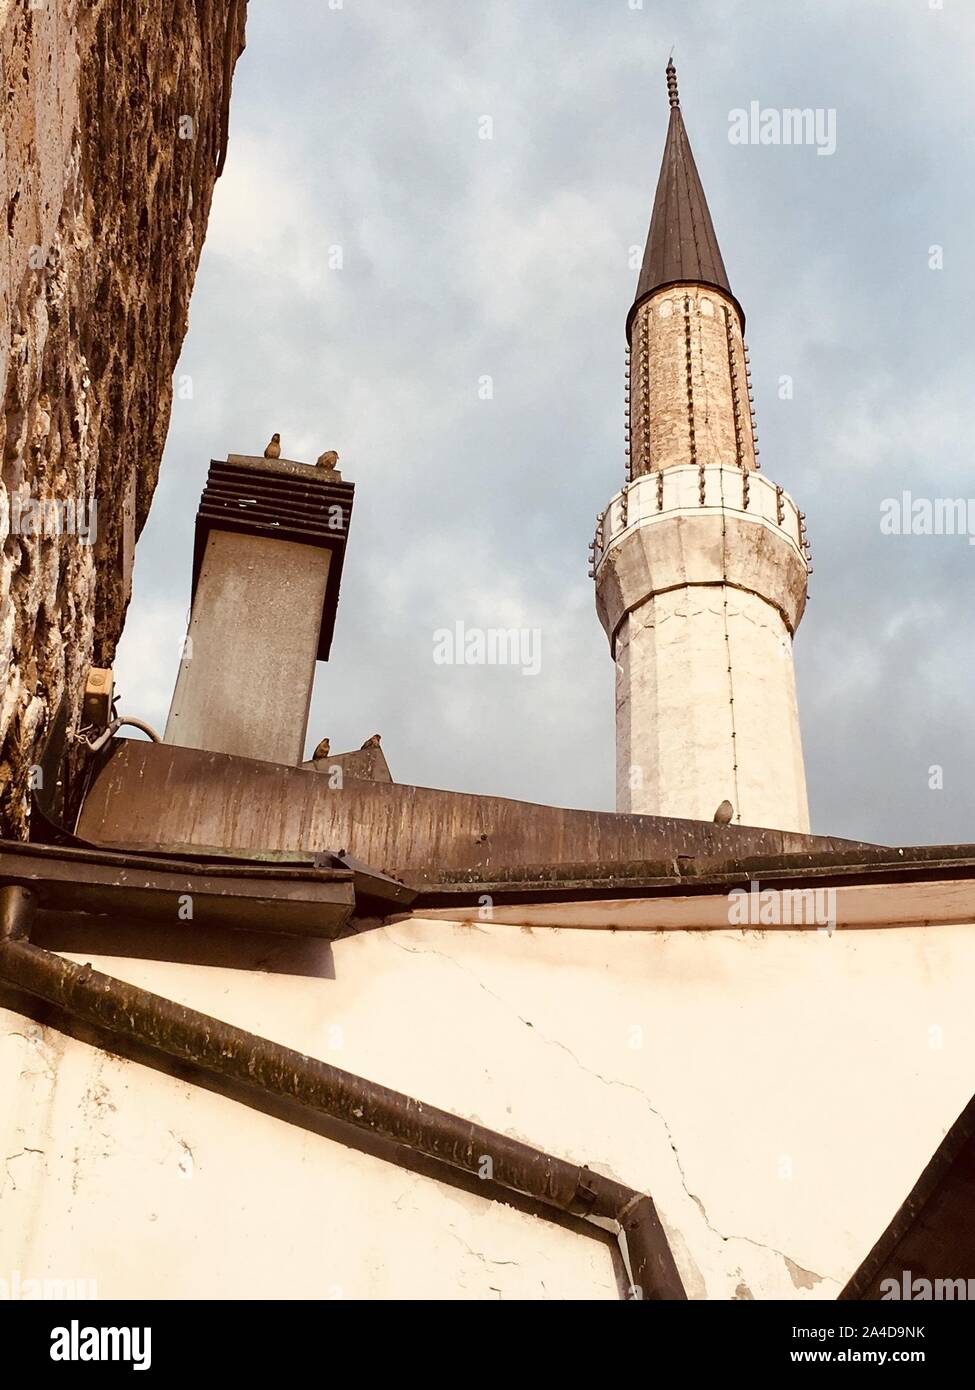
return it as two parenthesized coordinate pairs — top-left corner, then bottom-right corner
(593, 62), (812, 831)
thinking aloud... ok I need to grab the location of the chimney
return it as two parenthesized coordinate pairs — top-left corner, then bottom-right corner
(164, 453), (354, 765)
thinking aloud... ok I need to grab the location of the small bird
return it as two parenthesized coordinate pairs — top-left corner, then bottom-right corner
(713, 799), (734, 824)
(316, 450), (339, 470)
(264, 433), (281, 459)
(360, 733), (381, 750)
(312, 736), (330, 760)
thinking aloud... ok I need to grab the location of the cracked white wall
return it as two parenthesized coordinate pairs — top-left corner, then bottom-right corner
(0, 1010), (619, 1300)
(3, 915), (975, 1299)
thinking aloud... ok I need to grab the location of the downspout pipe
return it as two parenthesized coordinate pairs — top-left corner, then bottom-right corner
(0, 885), (685, 1299)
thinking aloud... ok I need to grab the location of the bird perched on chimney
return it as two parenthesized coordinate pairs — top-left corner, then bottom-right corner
(316, 450), (339, 470)
(713, 799), (735, 824)
(312, 736), (330, 761)
(360, 733), (381, 750)
(264, 433), (281, 459)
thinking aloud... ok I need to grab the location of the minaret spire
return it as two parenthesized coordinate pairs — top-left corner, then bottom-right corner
(628, 60), (735, 341)
(593, 60), (812, 834)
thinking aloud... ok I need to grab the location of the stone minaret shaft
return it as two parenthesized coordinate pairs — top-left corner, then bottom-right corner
(593, 62), (811, 832)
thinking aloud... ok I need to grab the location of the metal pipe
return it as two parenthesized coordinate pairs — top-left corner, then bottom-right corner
(85, 716), (161, 753)
(114, 717), (162, 743)
(0, 884), (684, 1299)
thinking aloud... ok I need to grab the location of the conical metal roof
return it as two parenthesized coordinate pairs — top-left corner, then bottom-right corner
(627, 61), (740, 338)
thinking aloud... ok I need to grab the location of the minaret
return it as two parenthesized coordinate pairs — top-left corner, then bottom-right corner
(592, 61), (811, 832)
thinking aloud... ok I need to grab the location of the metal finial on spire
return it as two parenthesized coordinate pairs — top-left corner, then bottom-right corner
(627, 53), (736, 341)
(666, 58), (679, 109)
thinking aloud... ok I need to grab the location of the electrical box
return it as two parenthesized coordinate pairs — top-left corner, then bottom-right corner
(82, 667), (114, 728)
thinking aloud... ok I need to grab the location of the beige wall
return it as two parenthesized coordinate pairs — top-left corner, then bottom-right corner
(0, 1017), (618, 1300)
(3, 912), (973, 1299)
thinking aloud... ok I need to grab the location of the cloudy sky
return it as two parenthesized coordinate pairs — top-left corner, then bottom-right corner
(115, 0), (975, 847)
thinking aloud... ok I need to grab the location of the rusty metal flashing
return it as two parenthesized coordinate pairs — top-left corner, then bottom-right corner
(414, 844), (975, 910)
(57, 742), (975, 924)
(42, 833), (415, 909)
(0, 885), (685, 1300)
(75, 740), (877, 884)
(0, 839), (360, 937)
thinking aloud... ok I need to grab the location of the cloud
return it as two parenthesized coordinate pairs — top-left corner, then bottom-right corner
(115, 0), (975, 845)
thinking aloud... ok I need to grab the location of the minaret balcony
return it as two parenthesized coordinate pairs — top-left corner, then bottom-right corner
(593, 464), (809, 651)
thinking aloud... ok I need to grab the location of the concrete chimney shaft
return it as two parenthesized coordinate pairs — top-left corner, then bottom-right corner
(164, 454), (354, 765)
